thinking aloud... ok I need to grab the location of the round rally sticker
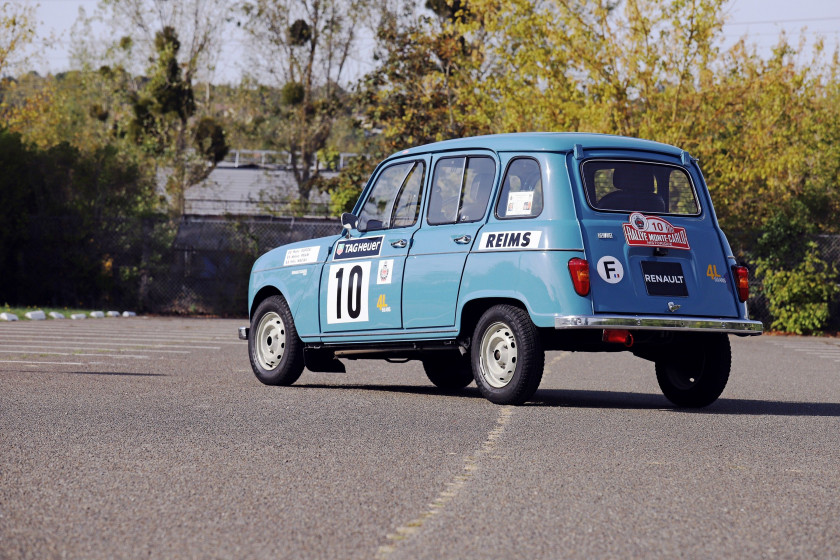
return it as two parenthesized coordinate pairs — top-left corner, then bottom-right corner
(596, 256), (624, 284)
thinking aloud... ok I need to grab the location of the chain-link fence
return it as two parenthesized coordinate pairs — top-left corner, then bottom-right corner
(145, 216), (341, 316)
(9, 214), (840, 324)
(729, 233), (840, 329)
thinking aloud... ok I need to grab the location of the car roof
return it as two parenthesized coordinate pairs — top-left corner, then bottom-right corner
(386, 132), (683, 160)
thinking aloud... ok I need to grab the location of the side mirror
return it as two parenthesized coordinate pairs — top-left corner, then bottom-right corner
(340, 213), (359, 238)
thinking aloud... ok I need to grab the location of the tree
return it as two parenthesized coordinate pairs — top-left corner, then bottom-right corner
(0, 1), (36, 78)
(240, 0), (371, 211)
(95, 0), (232, 86)
(129, 26), (228, 215)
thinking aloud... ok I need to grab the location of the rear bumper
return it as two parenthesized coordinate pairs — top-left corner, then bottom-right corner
(554, 314), (763, 335)
(238, 326), (249, 340)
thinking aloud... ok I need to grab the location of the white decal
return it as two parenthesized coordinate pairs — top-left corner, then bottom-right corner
(327, 261), (371, 324)
(291, 269), (307, 276)
(596, 256), (624, 284)
(284, 246), (321, 266)
(478, 231), (542, 251)
(377, 259), (394, 285)
(506, 192), (534, 216)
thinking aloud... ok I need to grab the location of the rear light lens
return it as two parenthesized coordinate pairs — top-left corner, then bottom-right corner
(568, 258), (590, 296)
(732, 265), (750, 302)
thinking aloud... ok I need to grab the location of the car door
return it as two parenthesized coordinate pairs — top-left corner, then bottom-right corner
(403, 152), (498, 328)
(573, 157), (740, 318)
(320, 158), (427, 333)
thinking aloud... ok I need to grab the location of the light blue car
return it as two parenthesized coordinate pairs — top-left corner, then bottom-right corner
(239, 133), (762, 406)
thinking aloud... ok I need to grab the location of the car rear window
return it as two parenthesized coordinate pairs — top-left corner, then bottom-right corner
(581, 160), (700, 215)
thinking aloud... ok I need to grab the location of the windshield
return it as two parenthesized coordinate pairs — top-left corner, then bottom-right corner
(581, 160), (700, 215)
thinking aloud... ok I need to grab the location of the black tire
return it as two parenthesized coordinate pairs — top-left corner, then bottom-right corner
(422, 352), (474, 391)
(655, 333), (731, 408)
(248, 295), (305, 386)
(470, 304), (544, 405)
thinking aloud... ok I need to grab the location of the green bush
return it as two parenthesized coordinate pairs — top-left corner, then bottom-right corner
(757, 243), (840, 334)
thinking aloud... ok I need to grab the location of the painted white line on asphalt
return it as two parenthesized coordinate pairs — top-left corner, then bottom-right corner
(0, 360), (84, 365)
(74, 354), (151, 359)
(0, 350), (150, 359)
(0, 332), (242, 345)
(0, 345), (189, 354)
(0, 340), (216, 350)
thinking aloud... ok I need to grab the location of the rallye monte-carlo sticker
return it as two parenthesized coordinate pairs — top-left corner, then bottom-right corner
(478, 231), (542, 251)
(622, 213), (690, 250)
(333, 236), (383, 260)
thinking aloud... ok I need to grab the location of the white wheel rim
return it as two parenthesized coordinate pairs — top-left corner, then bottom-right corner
(479, 321), (518, 388)
(255, 311), (286, 370)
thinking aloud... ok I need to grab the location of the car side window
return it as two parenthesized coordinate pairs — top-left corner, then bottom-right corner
(496, 158), (543, 219)
(358, 161), (423, 231)
(391, 162), (426, 228)
(428, 156), (495, 225)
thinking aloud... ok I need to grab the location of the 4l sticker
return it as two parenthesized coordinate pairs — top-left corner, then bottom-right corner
(334, 236), (383, 260)
(622, 213), (690, 250)
(706, 264), (727, 284)
(596, 256), (624, 284)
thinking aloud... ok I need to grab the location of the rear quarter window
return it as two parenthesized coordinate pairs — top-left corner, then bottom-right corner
(582, 160), (699, 215)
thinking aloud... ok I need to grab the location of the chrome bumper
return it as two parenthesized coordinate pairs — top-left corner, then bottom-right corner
(238, 326), (249, 340)
(554, 315), (763, 335)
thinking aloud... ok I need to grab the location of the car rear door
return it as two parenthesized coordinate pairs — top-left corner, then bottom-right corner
(403, 152), (498, 328)
(571, 156), (740, 318)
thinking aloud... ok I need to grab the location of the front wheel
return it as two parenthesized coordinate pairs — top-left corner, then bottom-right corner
(248, 295), (305, 386)
(655, 333), (731, 408)
(471, 304), (544, 405)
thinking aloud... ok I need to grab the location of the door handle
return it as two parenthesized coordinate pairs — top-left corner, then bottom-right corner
(453, 234), (472, 245)
(390, 239), (408, 249)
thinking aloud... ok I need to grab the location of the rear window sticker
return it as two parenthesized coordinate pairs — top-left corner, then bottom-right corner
(284, 245), (321, 266)
(334, 236), (384, 260)
(506, 192), (534, 216)
(478, 231), (542, 251)
(596, 256), (624, 284)
(623, 212), (690, 250)
(377, 259), (394, 285)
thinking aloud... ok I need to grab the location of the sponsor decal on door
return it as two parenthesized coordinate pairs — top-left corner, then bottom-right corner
(333, 236), (384, 260)
(327, 261), (372, 323)
(478, 231), (542, 251)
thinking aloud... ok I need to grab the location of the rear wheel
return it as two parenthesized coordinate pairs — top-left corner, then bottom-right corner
(422, 352), (473, 391)
(655, 333), (731, 407)
(248, 295), (305, 386)
(471, 304), (544, 405)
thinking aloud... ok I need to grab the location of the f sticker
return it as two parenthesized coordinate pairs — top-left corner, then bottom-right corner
(597, 256), (624, 284)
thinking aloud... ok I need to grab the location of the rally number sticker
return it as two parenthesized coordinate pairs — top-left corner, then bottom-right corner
(327, 261), (371, 324)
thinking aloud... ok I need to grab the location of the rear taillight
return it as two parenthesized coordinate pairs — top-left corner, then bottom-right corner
(732, 265), (750, 302)
(568, 258), (590, 296)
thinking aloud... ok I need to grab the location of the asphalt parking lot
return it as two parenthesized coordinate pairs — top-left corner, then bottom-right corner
(1, 317), (839, 559)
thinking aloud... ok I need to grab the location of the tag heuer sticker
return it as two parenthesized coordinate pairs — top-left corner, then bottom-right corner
(622, 213), (690, 250)
(377, 259), (394, 285)
(333, 236), (384, 260)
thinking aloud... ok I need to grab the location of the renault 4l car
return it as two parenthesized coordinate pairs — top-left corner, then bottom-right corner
(239, 133), (762, 406)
